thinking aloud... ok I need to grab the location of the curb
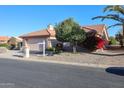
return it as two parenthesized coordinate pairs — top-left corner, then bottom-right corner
(26, 59), (123, 68)
(0, 56), (122, 68)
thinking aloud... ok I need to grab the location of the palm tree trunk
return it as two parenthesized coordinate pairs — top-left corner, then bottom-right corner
(122, 24), (124, 47)
(122, 24), (124, 38)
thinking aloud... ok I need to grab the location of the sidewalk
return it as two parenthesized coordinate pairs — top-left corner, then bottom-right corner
(0, 50), (124, 68)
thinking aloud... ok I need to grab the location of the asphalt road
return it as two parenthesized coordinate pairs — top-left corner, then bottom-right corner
(0, 58), (124, 88)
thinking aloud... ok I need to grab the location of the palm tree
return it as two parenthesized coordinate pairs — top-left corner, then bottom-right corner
(92, 5), (124, 47)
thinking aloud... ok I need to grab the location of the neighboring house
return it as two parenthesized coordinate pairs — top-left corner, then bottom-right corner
(8, 37), (23, 49)
(0, 36), (10, 44)
(8, 37), (23, 45)
(81, 24), (109, 41)
(20, 25), (58, 51)
(20, 24), (109, 52)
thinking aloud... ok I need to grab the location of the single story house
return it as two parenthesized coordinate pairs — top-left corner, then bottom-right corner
(20, 24), (109, 51)
(0, 36), (10, 44)
(20, 25), (58, 51)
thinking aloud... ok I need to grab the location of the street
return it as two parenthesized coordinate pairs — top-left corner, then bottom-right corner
(0, 58), (124, 88)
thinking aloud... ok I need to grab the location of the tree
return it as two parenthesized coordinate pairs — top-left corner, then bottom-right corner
(92, 5), (124, 47)
(115, 31), (124, 47)
(109, 36), (117, 45)
(55, 18), (86, 53)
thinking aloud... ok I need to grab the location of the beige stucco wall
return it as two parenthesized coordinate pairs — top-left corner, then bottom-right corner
(24, 37), (48, 51)
(23, 37), (58, 52)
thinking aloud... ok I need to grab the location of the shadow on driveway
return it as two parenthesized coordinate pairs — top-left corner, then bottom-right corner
(105, 67), (124, 76)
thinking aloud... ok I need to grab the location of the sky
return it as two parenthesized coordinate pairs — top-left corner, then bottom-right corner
(0, 5), (122, 37)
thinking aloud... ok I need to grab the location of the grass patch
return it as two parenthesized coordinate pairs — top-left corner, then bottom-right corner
(0, 44), (9, 49)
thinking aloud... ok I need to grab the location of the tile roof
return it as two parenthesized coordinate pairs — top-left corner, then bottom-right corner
(0, 36), (10, 41)
(81, 24), (106, 35)
(20, 24), (106, 38)
(20, 29), (56, 38)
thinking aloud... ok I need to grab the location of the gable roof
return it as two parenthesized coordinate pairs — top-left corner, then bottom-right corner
(20, 24), (108, 40)
(81, 24), (109, 40)
(0, 36), (10, 41)
(81, 24), (106, 35)
(20, 29), (56, 38)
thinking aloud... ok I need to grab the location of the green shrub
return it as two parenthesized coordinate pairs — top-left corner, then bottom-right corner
(0, 44), (9, 49)
(109, 36), (117, 45)
(54, 43), (63, 54)
(83, 36), (98, 51)
(46, 43), (64, 54)
(46, 47), (55, 51)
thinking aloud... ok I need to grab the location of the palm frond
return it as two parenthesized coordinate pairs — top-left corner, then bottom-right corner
(107, 23), (122, 29)
(103, 5), (114, 12)
(92, 14), (124, 23)
(92, 16), (104, 20)
(103, 5), (124, 15)
(106, 14), (124, 22)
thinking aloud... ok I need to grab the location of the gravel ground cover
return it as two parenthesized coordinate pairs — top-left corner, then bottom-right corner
(0, 49), (124, 67)
(30, 50), (124, 66)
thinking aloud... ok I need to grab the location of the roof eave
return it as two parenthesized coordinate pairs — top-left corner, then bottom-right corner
(20, 35), (50, 38)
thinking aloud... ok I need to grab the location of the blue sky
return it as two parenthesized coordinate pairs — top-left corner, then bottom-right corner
(0, 5), (122, 37)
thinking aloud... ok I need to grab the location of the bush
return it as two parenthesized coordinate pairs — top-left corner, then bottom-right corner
(109, 36), (117, 45)
(55, 43), (63, 54)
(0, 44), (9, 49)
(9, 44), (16, 50)
(83, 36), (98, 51)
(46, 47), (55, 51)
(46, 43), (63, 54)
(56, 43), (63, 50)
(115, 33), (124, 47)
